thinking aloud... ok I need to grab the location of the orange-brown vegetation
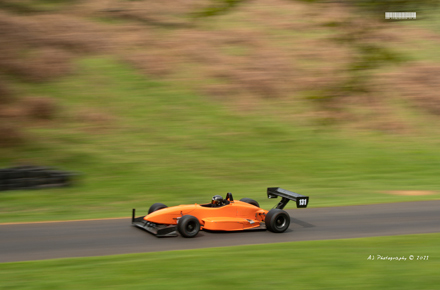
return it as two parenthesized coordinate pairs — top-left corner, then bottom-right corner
(0, 78), (14, 103)
(0, 122), (25, 146)
(0, 0), (439, 145)
(0, 8), (113, 145)
(384, 190), (437, 196)
(75, 108), (116, 133)
(379, 63), (440, 115)
(21, 97), (58, 120)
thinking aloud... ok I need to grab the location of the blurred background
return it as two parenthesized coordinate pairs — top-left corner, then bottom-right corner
(1, 0), (440, 222)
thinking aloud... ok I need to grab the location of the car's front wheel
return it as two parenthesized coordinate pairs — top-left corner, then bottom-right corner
(177, 215), (200, 238)
(265, 209), (290, 233)
(148, 203), (167, 214)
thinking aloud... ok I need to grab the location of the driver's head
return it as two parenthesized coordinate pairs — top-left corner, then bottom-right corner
(211, 195), (223, 206)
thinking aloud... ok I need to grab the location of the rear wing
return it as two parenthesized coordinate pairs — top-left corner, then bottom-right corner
(267, 187), (309, 209)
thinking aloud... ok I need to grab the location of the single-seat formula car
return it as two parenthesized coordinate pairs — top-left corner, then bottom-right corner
(132, 187), (309, 238)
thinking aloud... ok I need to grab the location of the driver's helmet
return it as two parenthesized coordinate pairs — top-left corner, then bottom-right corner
(211, 195), (224, 206)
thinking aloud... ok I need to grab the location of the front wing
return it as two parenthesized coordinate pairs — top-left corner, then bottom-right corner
(132, 209), (177, 237)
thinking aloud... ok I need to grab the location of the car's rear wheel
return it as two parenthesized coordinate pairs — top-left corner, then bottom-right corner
(177, 215), (200, 238)
(240, 198), (260, 208)
(148, 203), (167, 214)
(265, 209), (290, 233)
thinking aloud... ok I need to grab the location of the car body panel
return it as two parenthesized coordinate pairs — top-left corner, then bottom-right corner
(145, 200), (267, 231)
(202, 217), (262, 231)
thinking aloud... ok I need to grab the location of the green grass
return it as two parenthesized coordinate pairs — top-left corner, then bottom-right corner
(1, 56), (440, 223)
(0, 0), (77, 13)
(1, 233), (439, 289)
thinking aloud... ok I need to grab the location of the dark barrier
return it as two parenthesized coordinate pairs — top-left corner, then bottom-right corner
(0, 166), (76, 191)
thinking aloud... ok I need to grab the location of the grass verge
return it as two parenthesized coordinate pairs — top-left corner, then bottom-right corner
(0, 233), (439, 289)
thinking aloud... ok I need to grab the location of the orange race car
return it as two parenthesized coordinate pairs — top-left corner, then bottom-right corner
(132, 187), (309, 238)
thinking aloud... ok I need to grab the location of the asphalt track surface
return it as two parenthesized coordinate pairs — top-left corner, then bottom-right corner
(1, 200), (439, 263)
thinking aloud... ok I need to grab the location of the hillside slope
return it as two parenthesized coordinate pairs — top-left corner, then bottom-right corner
(1, 0), (440, 222)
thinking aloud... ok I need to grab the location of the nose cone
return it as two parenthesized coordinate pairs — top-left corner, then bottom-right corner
(145, 204), (197, 224)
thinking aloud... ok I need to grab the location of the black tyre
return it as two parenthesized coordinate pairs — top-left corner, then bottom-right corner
(177, 215), (200, 238)
(148, 203), (168, 214)
(240, 198), (260, 208)
(265, 209), (290, 233)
